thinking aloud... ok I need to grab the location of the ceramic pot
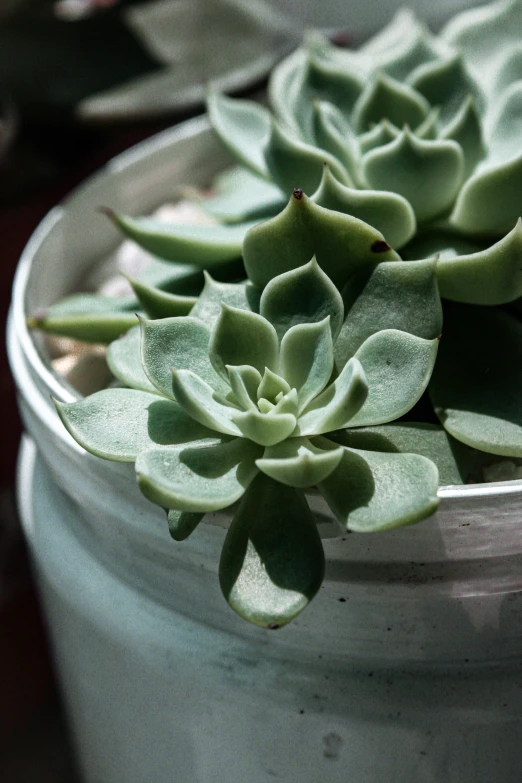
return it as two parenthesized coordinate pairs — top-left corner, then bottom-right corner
(8, 116), (522, 783)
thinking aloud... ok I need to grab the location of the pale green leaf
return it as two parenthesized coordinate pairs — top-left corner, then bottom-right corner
(27, 294), (138, 344)
(201, 166), (285, 224)
(55, 389), (214, 462)
(279, 318), (334, 413)
(350, 330), (439, 426)
(256, 437), (343, 488)
(172, 370), (241, 436)
(430, 303), (522, 456)
(226, 365), (261, 411)
(295, 357), (368, 436)
(352, 73), (430, 133)
(260, 257), (344, 342)
(408, 54), (484, 124)
(167, 509), (205, 541)
(126, 276), (196, 319)
(106, 325), (157, 394)
(209, 305), (279, 380)
(136, 438), (262, 512)
(219, 473), (324, 628)
(317, 441), (439, 532)
(232, 409), (297, 447)
(189, 272), (259, 329)
(440, 96), (486, 179)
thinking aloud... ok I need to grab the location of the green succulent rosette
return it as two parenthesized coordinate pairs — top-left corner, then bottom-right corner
(55, 257), (448, 628)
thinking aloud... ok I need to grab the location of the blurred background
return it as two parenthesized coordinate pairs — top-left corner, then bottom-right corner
(0, 1), (481, 780)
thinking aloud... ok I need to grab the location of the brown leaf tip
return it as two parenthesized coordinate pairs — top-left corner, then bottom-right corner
(292, 188), (304, 200)
(267, 622), (281, 630)
(371, 240), (391, 253)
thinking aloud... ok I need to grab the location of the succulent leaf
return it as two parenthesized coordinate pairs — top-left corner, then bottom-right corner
(311, 166), (416, 249)
(209, 305), (279, 380)
(436, 219), (522, 304)
(219, 473), (325, 628)
(440, 96), (486, 179)
(317, 441), (439, 532)
(189, 272), (259, 327)
(408, 54), (484, 124)
(206, 90), (271, 179)
(350, 330), (439, 427)
(27, 294), (139, 344)
(311, 100), (360, 182)
(136, 438), (262, 512)
(106, 325), (158, 394)
(232, 409), (297, 447)
(352, 73), (430, 134)
(430, 304), (522, 456)
(126, 275), (196, 319)
(200, 166), (285, 224)
(172, 370), (242, 437)
(167, 509), (205, 541)
(295, 357), (368, 436)
(55, 389), (215, 462)
(336, 258), (442, 368)
(256, 437), (343, 488)
(140, 316), (227, 397)
(362, 128), (465, 222)
(226, 365), (262, 411)
(279, 318), (334, 413)
(259, 257), (344, 341)
(243, 189), (400, 290)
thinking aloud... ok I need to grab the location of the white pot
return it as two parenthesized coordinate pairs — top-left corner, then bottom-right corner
(8, 116), (522, 783)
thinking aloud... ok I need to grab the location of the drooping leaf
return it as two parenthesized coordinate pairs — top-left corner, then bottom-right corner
(436, 220), (522, 304)
(329, 423), (472, 486)
(279, 318), (334, 413)
(219, 473), (325, 628)
(167, 509), (205, 541)
(209, 305), (279, 380)
(126, 276), (196, 319)
(55, 389), (215, 462)
(256, 437), (343, 488)
(362, 129), (464, 223)
(27, 294), (139, 344)
(189, 273), (259, 328)
(295, 357), (368, 436)
(312, 166), (416, 249)
(350, 330), (439, 426)
(105, 208), (256, 266)
(429, 303), (522, 456)
(335, 258), (442, 369)
(243, 189), (400, 290)
(260, 257), (343, 342)
(206, 90), (271, 179)
(140, 316), (227, 398)
(136, 438), (262, 512)
(317, 440), (439, 532)
(106, 325), (157, 394)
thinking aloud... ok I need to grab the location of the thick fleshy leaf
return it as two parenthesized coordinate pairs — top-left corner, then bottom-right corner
(105, 208), (256, 266)
(138, 257), (203, 294)
(350, 330), (439, 427)
(311, 100), (360, 182)
(55, 389), (214, 462)
(167, 509), (205, 542)
(295, 357), (368, 436)
(27, 294), (138, 344)
(226, 365), (261, 411)
(307, 46), (364, 116)
(408, 54), (484, 124)
(363, 129), (464, 223)
(256, 437), (343, 488)
(336, 258), (442, 369)
(400, 229), (485, 261)
(312, 166), (416, 249)
(200, 166), (285, 224)
(264, 118), (351, 195)
(106, 325), (157, 394)
(317, 441), (439, 532)
(232, 409), (297, 447)
(359, 120), (400, 154)
(279, 318), (334, 413)
(260, 257), (343, 341)
(172, 370), (241, 436)
(243, 189), (400, 290)
(206, 90), (271, 179)
(429, 304), (522, 456)
(189, 272), (259, 329)
(268, 49), (314, 141)
(219, 473), (325, 628)
(126, 276), (196, 319)
(329, 423), (472, 486)
(136, 438), (262, 512)
(450, 151), (522, 236)
(257, 368), (291, 403)
(440, 96), (486, 179)
(209, 305), (279, 380)
(140, 316), (226, 398)
(487, 81), (522, 166)
(352, 73), (430, 133)
(436, 220), (522, 304)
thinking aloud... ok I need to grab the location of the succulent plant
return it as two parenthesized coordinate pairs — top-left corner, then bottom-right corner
(25, 0), (522, 625)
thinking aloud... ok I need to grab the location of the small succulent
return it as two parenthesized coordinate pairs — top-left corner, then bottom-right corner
(55, 240), (449, 627)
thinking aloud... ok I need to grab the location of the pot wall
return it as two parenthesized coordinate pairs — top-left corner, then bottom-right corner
(9, 116), (522, 782)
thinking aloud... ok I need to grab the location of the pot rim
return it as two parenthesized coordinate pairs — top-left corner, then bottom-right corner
(9, 115), (522, 505)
